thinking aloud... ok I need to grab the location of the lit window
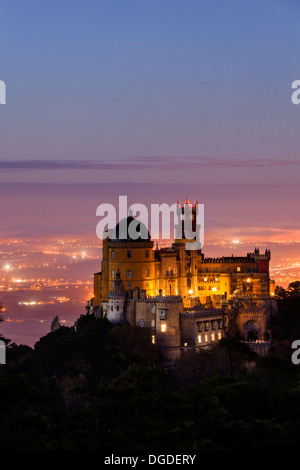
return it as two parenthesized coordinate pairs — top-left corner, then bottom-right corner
(151, 335), (156, 344)
(161, 323), (167, 333)
(211, 333), (215, 341)
(205, 334), (208, 342)
(204, 277), (208, 282)
(126, 270), (132, 278)
(198, 335), (202, 344)
(127, 250), (132, 258)
(111, 250), (115, 259)
(218, 331), (222, 340)
(184, 342), (188, 347)
(237, 267), (241, 272)
(151, 319), (155, 327)
(212, 287), (217, 292)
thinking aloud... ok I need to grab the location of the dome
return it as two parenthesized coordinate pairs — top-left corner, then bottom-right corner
(112, 216), (151, 241)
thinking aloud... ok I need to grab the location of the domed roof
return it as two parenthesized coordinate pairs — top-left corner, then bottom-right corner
(112, 216), (151, 241)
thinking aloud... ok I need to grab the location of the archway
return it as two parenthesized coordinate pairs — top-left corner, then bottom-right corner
(247, 330), (258, 342)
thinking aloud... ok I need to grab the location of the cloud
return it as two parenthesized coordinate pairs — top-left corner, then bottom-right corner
(0, 156), (299, 173)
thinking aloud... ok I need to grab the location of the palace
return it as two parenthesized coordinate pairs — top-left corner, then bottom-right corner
(87, 200), (277, 362)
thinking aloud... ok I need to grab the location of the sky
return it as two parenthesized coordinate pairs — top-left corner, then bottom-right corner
(0, 0), (300, 243)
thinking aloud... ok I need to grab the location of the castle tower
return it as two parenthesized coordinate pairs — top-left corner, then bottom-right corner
(99, 215), (155, 302)
(173, 199), (200, 301)
(174, 199), (199, 244)
(107, 269), (126, 324)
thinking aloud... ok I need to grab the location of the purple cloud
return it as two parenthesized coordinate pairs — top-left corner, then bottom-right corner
(0, 156), (299, 173)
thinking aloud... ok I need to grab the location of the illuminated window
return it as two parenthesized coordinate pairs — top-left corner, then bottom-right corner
(218, 331), (222, 340)
(204, 277), (208, 282)
(237, 267), (241, 272)
(184, 342), (188, 347)
(151, 335), (156, 344)
(211, 333), (215, 341)
(198, 335), (202, 344)
(111, 250), (115, 259)
(161, 323), (167, 333)
(126, 270), (132, 278)
(127, 250), (132, 258)
(205, 334), (208, 342)
(151, 319), (155, 327)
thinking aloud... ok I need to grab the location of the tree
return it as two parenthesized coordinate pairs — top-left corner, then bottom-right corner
(288, 281), (300, 297)
(218, 337), (258, 376)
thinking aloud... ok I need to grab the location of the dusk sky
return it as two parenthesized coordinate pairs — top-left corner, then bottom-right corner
(0, 0), (300, 242)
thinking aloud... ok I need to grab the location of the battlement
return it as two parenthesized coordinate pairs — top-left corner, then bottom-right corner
(180, 308), (224, 319)
(203, 256), (250, 263)
(108, 291), (126, 299)
(138, 295), (182, 303)
(232, 294), (273, 300)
